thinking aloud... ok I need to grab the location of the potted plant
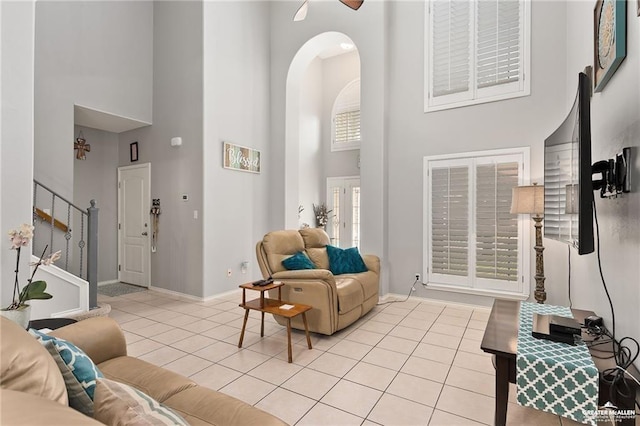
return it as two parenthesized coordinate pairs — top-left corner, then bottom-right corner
(1, 224), (60, 328)
(312, 203), (333, 229)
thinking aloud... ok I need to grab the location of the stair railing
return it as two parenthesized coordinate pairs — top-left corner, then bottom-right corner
(33, 180), (98, 309)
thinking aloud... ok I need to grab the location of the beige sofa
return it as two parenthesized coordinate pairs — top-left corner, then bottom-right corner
(256, 228), (380, 335)
(0, 316), (287, 426)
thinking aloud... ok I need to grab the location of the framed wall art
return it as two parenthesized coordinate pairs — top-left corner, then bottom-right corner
(593, 0), (626, 92)
(130, 142), (139, 162)
(223, 141), (261, 173)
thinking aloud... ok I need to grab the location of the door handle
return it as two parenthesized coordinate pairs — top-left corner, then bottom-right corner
(142, 232), (148, 236)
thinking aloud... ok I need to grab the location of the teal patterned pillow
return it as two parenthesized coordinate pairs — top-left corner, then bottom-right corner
(326, 245), (368, 275)
(29, 328), (104, 416)
(282, 251), (316, 270)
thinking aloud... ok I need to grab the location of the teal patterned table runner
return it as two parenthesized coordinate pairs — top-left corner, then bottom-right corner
(516, 302), (598, 425)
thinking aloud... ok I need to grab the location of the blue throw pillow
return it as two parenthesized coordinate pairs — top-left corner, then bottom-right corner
(326, 245), (368, 275)
(282, 251), (316, 270)
(29, 328), (104, 416)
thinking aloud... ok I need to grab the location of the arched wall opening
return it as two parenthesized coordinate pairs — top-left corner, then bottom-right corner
(284, 31), (360, 230)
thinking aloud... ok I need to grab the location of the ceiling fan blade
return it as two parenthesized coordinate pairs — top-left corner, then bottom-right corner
(294, 0), (309, 21)
(339, 0), (364, 11)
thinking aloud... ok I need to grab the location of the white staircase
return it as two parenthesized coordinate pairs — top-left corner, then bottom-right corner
(28, 255), (89, 319)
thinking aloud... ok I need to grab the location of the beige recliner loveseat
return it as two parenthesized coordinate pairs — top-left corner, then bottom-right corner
(256, 228), (380, 335)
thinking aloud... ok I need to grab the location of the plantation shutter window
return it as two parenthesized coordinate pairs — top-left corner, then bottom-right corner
(424, 148), (528, 297)
(425, 0), (530, 112)
(431, 165), (469, 282)
(332, 79), (361, 151)
(431, 0), (471, 98)
(475, 161), (519, 282)
(476, 0), (521, 91)
(334, 110), (361, 144)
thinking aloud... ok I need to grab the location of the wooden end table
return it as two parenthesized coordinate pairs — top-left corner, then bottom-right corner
(481, 299), (640, 426)
(238, 281), (312, 363)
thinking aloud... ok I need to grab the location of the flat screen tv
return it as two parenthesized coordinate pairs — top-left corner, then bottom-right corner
(543, 72), (594, 255)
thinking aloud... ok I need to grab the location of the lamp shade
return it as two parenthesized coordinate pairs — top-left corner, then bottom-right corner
(510, 184), (544, 215)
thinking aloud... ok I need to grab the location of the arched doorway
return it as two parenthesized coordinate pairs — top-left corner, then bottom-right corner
(284, 32), (361, 237)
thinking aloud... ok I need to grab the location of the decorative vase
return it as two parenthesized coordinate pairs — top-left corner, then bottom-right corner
(0, 305), (31, 329)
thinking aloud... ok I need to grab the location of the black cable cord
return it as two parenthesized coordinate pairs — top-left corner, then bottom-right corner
(377, 278), (417, 305)
(567, 245), (572, 308)
(592, 196), (616, 341)
(591, 195), (640, 407)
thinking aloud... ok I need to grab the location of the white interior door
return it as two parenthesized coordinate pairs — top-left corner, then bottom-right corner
(326, 177), (361, 248)
(118, 164), (151, 287)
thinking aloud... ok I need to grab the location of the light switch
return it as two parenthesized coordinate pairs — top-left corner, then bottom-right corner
(193, 210), (198, 219)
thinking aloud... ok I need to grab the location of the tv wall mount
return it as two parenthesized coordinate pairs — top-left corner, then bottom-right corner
(592, 147), (631, 198)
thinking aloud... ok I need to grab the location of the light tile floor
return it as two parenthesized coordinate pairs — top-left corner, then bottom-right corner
(99, 289), (584, 425)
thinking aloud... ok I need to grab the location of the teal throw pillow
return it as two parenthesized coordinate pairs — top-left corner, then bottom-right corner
(326, 245), (368, 275)
(282, 251), (316, 270)
(29, 328), (104, 416)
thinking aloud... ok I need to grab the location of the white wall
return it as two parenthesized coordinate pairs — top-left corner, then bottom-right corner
(73, 126), (119, 284)
(34, 1), (153, 201)
(270, 0), (388, 291)
(0, 0), (35, 307)
(559, 0), (640, 365)
(120, 1), (204, 297)
(386, 0), (568, 306)
(296, 51), (363, 229)
(298, 58), (324, 227)
(322, 51), (361, 183)
(203, 1), (271, 293)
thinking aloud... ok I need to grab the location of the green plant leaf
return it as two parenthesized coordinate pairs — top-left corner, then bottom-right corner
(19, 280), (52, 301)
(27, 292), (53, 300)
(27, 280), (47, 293)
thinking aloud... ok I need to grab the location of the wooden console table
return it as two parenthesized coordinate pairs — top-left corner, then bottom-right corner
(238, 281), (312, 363)
(481, 299), (639, 426)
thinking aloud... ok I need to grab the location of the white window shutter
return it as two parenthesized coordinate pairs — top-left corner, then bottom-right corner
(424, 148), (527, 296)
(332, 79), (361, 149)
(475, 162), (519, 281)
(476, 0), (521, 89)
(334, 110), (361, 143)
(431, 0), (472, 98)
(431, 166), (469, 277)
(426, 0), (529, 112)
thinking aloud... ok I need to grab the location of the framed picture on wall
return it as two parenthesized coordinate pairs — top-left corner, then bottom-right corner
(223, 141), (261, 173)
(593, 0), (626, 92)
(130, 142), (139, 162)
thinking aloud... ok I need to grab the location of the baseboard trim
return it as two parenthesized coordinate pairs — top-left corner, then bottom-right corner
(381, 293), (491, 312)
(148, 285), (240, 303)
(149, 286), (203, 301)
(202, 288), (240, 302)
(98, 280), (120, 287)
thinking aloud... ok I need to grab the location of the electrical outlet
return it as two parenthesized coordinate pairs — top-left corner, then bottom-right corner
(227, 269), (232, 277)
(415, 273), (421, 282)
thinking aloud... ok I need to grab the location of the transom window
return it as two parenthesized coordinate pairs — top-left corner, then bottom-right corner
(424, 0), (531, 112)
(423, 147), (530, 298)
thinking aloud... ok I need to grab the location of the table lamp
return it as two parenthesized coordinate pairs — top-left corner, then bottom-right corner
(511, 183), (546, 303)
